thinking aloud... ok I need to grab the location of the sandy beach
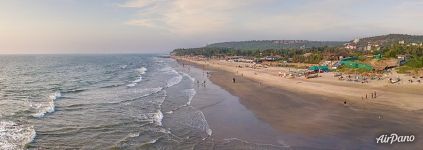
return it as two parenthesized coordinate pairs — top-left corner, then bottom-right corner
(176, 57), (423, 111)
(176, 56), (423, 149)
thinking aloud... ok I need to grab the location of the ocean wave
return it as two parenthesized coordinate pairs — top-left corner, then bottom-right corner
(166, 74), (183, 88)
(116, 87), (164, 104)
(139, 110), (164, 126)
(126, 83), (137, 87)
(137, 67), (147, 75)
(197, 111), (212, 137)
(32, 91), (61, 118)
(126, 76), (143, 87)
(133, 76), (143, 83)
(160, 66), (178, 75)
(161, 66), (185, 88)
(153, 110), (163, 126)
(127, 132), (140, 138)
(183, 89), (196, 106)
(165, 111), (173, 114)
(181, 72), (195, 82)
(127, 67), (147, 87)
(99, 83), (126, 89)
(62, 88), (86, 94)
(120, 65), (128, 69)
(0, 121), (36, 150)
(139, 90), (166, 126)
(139, 138), (158, 146)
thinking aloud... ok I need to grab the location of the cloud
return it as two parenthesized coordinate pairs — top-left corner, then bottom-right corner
(120, 0), (270, 36)
(119, 0), (423, 40)
(119, 0), (160, 8)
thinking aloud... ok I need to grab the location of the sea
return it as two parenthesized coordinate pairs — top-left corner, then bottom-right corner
(0, 54), (285, 150)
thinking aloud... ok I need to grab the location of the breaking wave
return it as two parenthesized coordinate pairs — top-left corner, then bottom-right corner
(127, 67), (147, 87)
(184, 89), (196, 106)
(166, 69), (183, 88)
(0, 121), (36, 150)
(32, 91), (61, 118)
(137, 67), (147, 75)
(181, 72), (195, 82)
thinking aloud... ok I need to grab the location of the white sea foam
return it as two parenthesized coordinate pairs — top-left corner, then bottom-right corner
(128, 132), (140, 138)
(154, 91), (166, 126)
(166, 74), (183, 88)
(137, 67), (147, 75)
(139, 138), (158, 147)
(118, 87), (164, 104)
(183, 89), (196, 106)
(0, 121), (36, 150)
(126, 83), (136, 87)
(197, 111), (212, 137)
(153, 109), (163, 126)
(139, 90), (166, 126)
(133, 76), (143, 83)
(126, 76), (142, 87)
(206, 128), (212, 136)
(127, 67), (147, 87)
(32, 91), (61, 118)
(181, 72), (195, 82)
(165, 111), (173, 114)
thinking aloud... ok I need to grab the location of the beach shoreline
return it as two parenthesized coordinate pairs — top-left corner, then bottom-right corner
(174, 56), (423, 111)
(175, 56), (423, 149)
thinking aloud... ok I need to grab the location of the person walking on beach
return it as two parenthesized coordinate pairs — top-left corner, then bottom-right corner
(374, 91), (377, 98)
(203, 81), (206, 87)
(233, 78), (236, 83)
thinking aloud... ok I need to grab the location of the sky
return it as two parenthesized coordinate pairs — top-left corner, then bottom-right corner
(1, 0), (423, 54)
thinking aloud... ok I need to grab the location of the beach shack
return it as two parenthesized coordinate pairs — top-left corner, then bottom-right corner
(308, 65), (329, 73)
(262, 56), (281, 61)
(338, 57), (373, 71)
(371, 59), (398, 72)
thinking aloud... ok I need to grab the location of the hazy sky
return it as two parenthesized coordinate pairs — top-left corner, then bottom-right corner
(1, 0), (423, 54)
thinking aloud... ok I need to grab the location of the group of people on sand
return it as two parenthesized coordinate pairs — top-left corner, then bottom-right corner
(407, 79), (421, 83)
(344, 91), (378, 106)
(196, 80), (207, 87)
(361, 91), (377, 100)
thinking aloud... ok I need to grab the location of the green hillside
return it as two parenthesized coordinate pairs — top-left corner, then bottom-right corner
(356, 34), (423, 47)
(206, 40), (345, 50)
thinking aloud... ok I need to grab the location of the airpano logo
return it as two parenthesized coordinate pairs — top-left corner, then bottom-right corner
(376, 133), (415, 144)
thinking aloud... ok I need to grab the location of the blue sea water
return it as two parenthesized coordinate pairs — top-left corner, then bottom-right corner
(0, 54), (210, 149)
(0, 54), (288, 150)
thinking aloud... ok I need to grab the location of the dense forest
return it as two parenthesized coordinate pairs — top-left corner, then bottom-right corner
(378, 44), (423, 69)
(206, 40), (345, 50)
(171, 46), (345, 64)
(355, 34), (423, 47)
(171, 34), (423, 69)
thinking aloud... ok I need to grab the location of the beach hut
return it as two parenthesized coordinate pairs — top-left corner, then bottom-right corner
(308, 66), (329, 72)
(371, 59), (398, 72)
(340, 61), (373, 71)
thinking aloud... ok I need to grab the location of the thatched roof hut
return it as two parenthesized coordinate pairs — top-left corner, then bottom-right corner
(371, 59), (398, 71)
